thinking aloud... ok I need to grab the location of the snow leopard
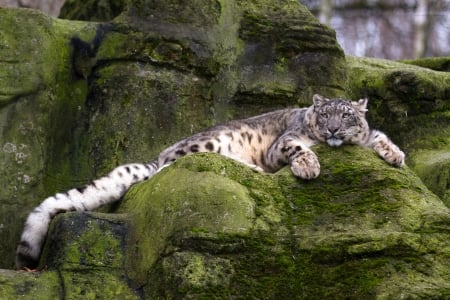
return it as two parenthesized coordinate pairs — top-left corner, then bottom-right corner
(16, 94), (405, 270)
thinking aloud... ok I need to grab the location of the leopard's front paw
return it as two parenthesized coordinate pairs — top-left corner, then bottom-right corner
(382, 147), (405, 167)
(290, 150), (320, 179)
(371, 132), (405, 168)
(374, 141), (405, 167)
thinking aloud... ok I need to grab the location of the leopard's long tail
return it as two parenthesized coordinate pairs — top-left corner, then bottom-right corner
(15, 160), (159, 270)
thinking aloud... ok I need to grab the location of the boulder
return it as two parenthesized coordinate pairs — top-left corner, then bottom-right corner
(1, 149), (449, 298)
(130, 149), (450, 298)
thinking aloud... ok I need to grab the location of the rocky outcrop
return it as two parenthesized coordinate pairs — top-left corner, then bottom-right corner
(0, 7), (99, 269)
(346, 56), (450, 206)
(2, 150), (449, 298)
(0, 0), (449, 298)
(0, 0), (346, 269)
(121, 149), (450, 298)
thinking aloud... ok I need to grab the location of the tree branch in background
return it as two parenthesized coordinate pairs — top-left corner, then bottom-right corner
(319, 0), (333, 25)
(414, 0), (428, 58)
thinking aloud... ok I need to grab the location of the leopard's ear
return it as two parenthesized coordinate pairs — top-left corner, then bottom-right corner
(313, 94), (328, 109)
(352, 98), (368, 115)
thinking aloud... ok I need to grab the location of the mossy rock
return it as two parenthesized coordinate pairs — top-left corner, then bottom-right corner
(409, 149), (450, 207)
(346, 56), (450, 151)
(1, 1), (449, 298)
(0, 1), (346, 270)
(0, 269), (61, 299)
(346, 56), (450, 206)
(401, 57), (450, 72)
(117, 148), (448, 298)
(0, 212), (140, 299)
(2, 147), (449, 298)
(0, 7), (98, 268)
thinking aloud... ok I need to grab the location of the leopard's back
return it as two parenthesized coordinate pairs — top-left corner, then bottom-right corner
(158, 108), (307, 171)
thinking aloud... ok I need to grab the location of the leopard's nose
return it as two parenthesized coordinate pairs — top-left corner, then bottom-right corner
(328, 126), (339, 134)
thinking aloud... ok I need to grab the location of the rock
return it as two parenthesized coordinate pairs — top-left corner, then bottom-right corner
(0, 0), (346, 269)
(44, 212), (140, 299)
(2, 148), (449, 298)
(130, 149), (449, 299)
(401, 57), (450, 72)
(0, 7), (99, 268)
(0, 212), (139, 299)
(346, 56), (450, 206)
(409, 149), (450, 206)
(1, 0), (449, 298)
(346, 56), (450, 148)
(0, 269), (61, 298)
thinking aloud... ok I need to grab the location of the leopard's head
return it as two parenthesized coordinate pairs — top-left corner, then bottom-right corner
(308, 94), (370, 147)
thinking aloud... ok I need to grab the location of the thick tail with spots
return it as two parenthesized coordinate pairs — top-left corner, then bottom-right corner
(15, 160), (159, 270)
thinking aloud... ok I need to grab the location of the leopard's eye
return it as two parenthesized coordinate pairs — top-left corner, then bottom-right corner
(342, 112), (350, 118)
(320, 112), (329, 118)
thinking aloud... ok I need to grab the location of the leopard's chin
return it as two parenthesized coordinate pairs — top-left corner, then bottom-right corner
(326, 138), (343, 147)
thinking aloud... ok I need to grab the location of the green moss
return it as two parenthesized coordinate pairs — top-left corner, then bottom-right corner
(400, 57), (450, 72)
(60, 270), (139, 299)
(127, 0), (222, 27)
(347, 56), (450, 109)
(234, 1), (347, 105)
(158, 252), (235, 297)
(78, 62), (214, 175)
(119, 164), (256, 285)
(0, 270), (60, 299)
(0, 258), (139, 299)
(41, 212), (129, 271)
(409, 149), (450, 206)
(0, 8), (98, 268)
(346, 55), (450, 204)
(116, 149), (450, 298)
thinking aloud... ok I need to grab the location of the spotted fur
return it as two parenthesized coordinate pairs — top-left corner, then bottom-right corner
(16, 94), (405, 269)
